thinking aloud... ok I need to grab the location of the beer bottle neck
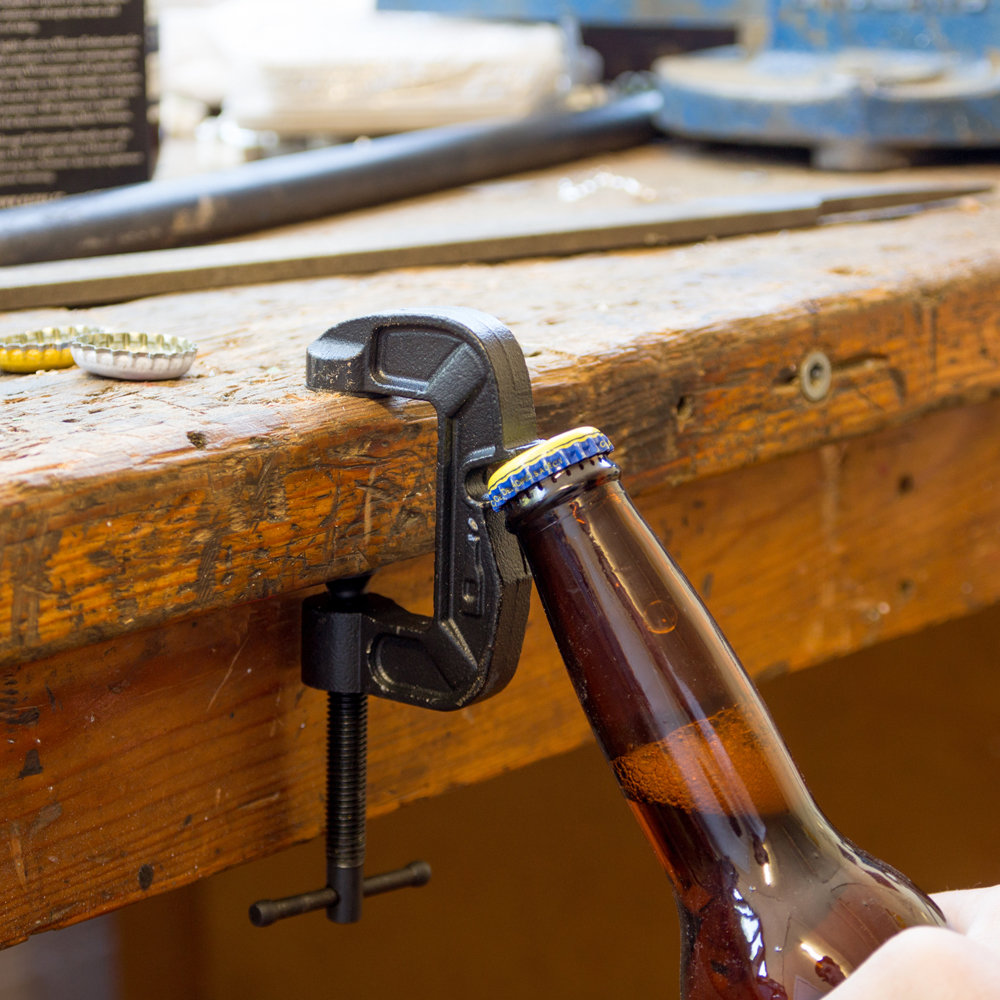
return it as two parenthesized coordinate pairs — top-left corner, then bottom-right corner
(505, 463), (830, 874)
(490, 432), (945, 993)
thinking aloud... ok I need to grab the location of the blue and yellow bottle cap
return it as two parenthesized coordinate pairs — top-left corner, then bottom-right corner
(485, 426), (614, 511)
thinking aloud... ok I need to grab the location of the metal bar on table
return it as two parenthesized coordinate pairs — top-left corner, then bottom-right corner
(0, 90), (665, 267)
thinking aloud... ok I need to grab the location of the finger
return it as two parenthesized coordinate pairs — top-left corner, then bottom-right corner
(933, 885), (1000, 947)
(832, 926), (1000, 1000)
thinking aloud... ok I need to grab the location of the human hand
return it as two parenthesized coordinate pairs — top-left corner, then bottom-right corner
(832, 885), (1000, 999)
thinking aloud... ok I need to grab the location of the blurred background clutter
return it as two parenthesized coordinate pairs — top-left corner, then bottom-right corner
(154, 0), (605, 170)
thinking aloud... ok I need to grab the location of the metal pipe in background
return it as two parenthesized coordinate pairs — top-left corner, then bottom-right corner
(0, 89), (665, 267)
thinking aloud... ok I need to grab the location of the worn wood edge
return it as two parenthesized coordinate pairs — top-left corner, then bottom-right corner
(3, 225), (1000, 667)
(3, 396), (1000, 946)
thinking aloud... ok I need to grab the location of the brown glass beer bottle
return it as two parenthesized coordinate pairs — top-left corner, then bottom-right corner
(485, 427), (945, 999)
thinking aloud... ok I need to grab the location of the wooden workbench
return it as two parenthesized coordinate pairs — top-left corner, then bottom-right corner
(2, 140), (999, 948)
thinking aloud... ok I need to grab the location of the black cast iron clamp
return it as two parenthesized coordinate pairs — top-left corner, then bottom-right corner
(249, 307), (539, 926)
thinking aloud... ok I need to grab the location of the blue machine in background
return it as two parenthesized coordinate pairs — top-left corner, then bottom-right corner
(379, 0), (1000, 169)
(655, 0), (1000, 168)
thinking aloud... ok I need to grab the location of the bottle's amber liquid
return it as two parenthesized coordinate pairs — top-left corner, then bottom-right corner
(507, 457), (945, 998)
(613, 708), (945, 1000)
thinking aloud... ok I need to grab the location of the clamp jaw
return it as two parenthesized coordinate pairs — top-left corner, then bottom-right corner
(301, 306), (537, 709)
(250, 307), (538, 925)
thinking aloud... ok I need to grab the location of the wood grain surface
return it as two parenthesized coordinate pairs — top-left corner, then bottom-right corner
(3, 394), (1000, 946)
(2, 148), (999, 668)
(3, 145), (1000, 945)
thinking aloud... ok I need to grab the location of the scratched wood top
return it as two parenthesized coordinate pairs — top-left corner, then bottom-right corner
(4, 396), (1000, 946)
(2, 143), (1000, 668)
(3, 143), (1000, 946)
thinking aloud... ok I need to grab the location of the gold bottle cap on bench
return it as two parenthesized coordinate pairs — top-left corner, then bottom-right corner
(0, 326), (82, 373)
